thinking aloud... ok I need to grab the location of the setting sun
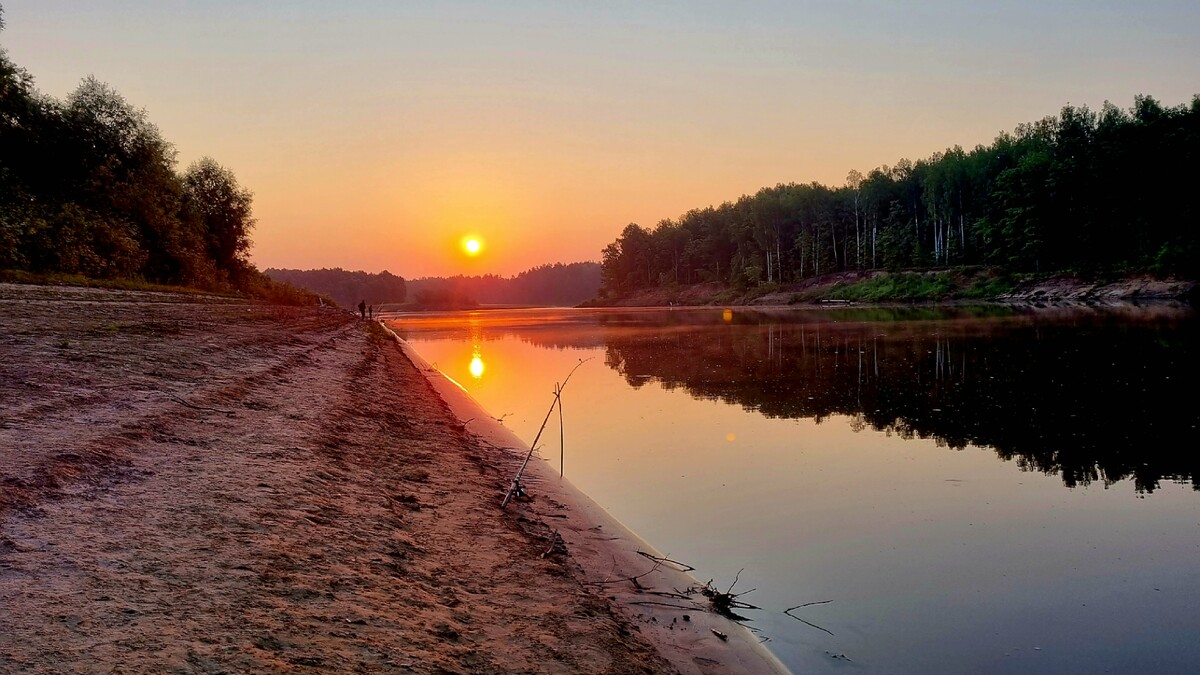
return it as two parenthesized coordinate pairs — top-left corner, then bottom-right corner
(463, 237), (483, 256)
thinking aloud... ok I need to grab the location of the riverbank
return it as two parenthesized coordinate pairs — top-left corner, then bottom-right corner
(585, 270), (1197, 307)
(0, 283), (784, 674)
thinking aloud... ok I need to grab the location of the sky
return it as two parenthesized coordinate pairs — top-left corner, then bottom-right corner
(3, 1), (1199, 277)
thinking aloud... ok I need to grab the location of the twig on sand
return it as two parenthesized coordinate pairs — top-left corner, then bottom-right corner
(500, 358), (592, 509)
(630, 601), (696, 611)
(167, 394), (237, 417)
(540, 530), (564, 559)
(636, 550), (695, 572)
(698, 570), (761, 621)
(557, 382), (564, 477)
(586, 554), (665, 588)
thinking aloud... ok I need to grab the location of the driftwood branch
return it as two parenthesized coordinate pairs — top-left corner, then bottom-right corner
(629, 601), (695, 611)
(698, 572), (761, 621)
(783, 602), (836, 636)
(540, 530), (563, 558)
(784, 600), (832, 611)
(636, 550), (695, 571)
(585, 553), (666, 588)
(726, 568), (743, 595)
(501, 358), (593, 509)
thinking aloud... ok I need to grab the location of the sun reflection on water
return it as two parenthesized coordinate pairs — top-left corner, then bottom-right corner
(469, 352), (485, 379)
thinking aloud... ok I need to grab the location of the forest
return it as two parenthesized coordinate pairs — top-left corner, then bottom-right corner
(264, 268), (407, 309)
(0, 8), (311, 302)
(405, 262), (601, 307)
(599, 95), (1200, 299)
(266, 262), (599, 310)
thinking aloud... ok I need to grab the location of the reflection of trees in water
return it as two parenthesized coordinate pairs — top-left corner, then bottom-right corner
(393, 306), (1198, 493)
(601, 312), (1199, 493)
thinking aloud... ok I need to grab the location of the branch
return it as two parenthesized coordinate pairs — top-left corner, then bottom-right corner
(783, 603), (836, 636)
(636, 550), (695, 572)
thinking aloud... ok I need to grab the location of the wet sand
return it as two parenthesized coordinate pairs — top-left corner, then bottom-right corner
(0, 284), (786, 674)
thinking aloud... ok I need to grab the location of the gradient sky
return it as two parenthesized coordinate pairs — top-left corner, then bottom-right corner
(3, 1), (1198, 277)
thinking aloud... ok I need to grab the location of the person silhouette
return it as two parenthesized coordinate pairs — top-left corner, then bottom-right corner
(358, 299), (366, 320)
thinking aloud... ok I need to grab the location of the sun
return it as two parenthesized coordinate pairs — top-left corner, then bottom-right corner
(462, 237), (483, 256)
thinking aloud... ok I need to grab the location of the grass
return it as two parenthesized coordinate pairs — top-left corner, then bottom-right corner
(1, 269), (330, 307)
(824, 272), (958, 302)
(1, 269), (241, 297)
(365, 320), (394, 345)
(821, 268), (1018, 302)
(958, 273), (1017, 299)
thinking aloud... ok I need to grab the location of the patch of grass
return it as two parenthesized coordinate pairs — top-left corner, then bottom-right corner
(0, 269), (239, 297)
(712, 288), (743, 305)
(825, 272), (958, 302)
(959, 273), (1016, 299)
(365, 320), (393, 344)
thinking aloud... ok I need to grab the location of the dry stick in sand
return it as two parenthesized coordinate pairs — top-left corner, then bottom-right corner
(557, 381), (564, 477)
(636, 550), (696, 572)
(500, 358), (591, 509)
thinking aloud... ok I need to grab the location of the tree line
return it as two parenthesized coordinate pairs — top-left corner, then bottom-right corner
(599, 94), (1200, 299)
(406, 261), (601, 307)
(0, 7), (311, 302)
(264, 268), (407, 309)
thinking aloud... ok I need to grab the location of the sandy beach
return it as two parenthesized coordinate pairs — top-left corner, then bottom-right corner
(0, 283), (786, 674)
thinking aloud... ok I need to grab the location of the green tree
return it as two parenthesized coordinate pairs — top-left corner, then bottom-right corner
(181, 157), (255, 281)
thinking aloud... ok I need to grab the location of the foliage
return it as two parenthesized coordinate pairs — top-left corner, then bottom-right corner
(264, 268), (407, 309)
(0, 11), (290, 299)
(825, 272), (956, 302)
(598, 94), (1200, 299)
(406, 261), (601, 307)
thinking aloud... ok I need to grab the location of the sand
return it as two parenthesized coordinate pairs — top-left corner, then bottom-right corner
(0, 283), (787, 674)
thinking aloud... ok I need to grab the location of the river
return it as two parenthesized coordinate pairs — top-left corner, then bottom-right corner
(387, 303), (1199, 674)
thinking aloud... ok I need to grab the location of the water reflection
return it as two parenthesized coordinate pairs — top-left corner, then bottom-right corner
(601, 310), (1198, 493)
(393, 304), (1198, 493)
(391, 304), (1200, 674)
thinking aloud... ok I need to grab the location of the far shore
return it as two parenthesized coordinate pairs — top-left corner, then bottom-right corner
(580, 270), (1197, 308)
(0, 282), (787, 674)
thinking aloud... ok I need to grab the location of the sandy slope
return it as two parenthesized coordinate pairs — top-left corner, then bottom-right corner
(390, 332), (790, 675)
(0, 284), (678, 673)
(0, 283), (787, 674)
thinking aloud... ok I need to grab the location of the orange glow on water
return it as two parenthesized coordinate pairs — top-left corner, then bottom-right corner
(469, 353), (485, 378)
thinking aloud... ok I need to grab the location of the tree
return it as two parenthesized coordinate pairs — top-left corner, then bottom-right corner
(181, 157), (255, 279)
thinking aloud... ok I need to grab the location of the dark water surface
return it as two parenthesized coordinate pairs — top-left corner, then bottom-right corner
(388, 304), (1200, 674)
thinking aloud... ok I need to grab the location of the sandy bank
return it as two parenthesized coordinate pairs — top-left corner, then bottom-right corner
(1, 284), (670, 673)
(0, 282), (787, 674)
(388, 329), (791, 675)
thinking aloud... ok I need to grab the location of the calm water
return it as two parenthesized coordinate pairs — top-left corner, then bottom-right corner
(387, 304), (1200, 675)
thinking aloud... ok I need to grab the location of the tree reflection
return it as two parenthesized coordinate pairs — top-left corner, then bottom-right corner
(597, 306), (1198, 493)
(395, 305), (1198, 493)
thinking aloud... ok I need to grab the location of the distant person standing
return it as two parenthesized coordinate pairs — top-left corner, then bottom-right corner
(358, 299), (366, 320)
(368, 305), (374, 320)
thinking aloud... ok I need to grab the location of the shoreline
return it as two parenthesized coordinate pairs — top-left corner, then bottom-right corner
(580, 272), (1196, 308)
(388, 327), (791, 675)
(0, 283), (787, 673)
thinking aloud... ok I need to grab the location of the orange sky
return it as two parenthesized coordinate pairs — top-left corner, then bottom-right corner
(4, 1), (1199, 277)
